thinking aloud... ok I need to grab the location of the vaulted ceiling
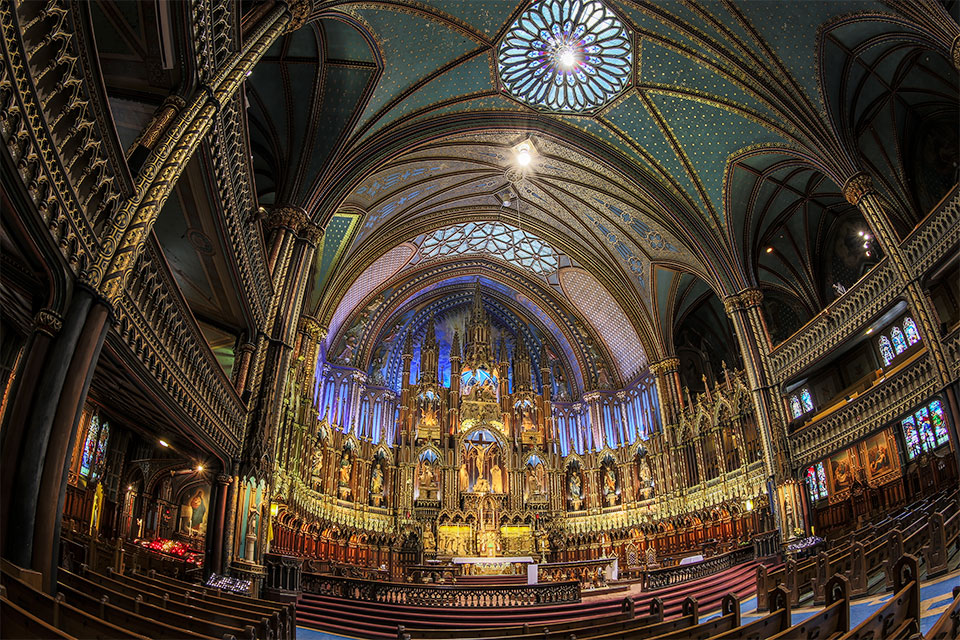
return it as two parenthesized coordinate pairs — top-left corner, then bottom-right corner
(88, 0), (959, 393)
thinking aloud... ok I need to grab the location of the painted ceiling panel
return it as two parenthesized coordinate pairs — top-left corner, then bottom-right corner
(735, 0), (878, 99)
(321, 17), (376, 62)
(647, 91), (787, 222)
(601, 92), (703, 209)
(307, 213), (360, 310)
(413, 0), (522, 38)
(363, 51), (496, 141)
(559, 267), (646, 382)
(348, 8), (483, 134)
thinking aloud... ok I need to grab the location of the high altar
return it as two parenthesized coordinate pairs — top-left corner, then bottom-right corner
(401, 285), (556, 560)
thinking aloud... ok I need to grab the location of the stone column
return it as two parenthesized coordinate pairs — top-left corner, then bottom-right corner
(223, 462), (239, 569)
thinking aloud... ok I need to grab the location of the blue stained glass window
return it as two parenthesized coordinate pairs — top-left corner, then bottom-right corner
(790, 396), (803, 419)
(891, 327), (907, 355)
(903, 318), (921, 345)
(901, 415), (922, 459)
(915, 407), (937, 452)
(816, 463), (828, 498)
(805, 462), (828, 501)
(929, 400), (949, 447)
(79, 414), (100, 478)
(498, 0), (632, 112)
(879, 336), (895, 366)
(800, 388), (814, 413)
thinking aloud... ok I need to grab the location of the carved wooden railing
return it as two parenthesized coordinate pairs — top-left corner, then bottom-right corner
(300, 572), (581, 607)
(768, 259), (898, 381)
(789, 353), (938, 467)
(0, 0), (132, 273)
(113, 239), (246, 456)
(537, 557), (617, 590)
(902, 186), (959, 276)
(768, 188), (960, 382)
(641, 545), (754, 591)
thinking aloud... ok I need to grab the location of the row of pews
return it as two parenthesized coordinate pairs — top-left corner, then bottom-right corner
(0, 560), (294, 639)
(757, 488), (960, 609)
(397, 555), (958, 640)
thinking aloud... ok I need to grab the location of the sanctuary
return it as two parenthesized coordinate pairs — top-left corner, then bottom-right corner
(0, 0), (958, 638)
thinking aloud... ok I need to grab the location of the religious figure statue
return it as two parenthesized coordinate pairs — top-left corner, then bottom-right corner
(338, 451), (352, 498)
(459, 462), (469, 492)
(568, 470), (583, 510)
(491, 463), (503, 493)
(370, 464), (384, 506)
(605, 466), (617, 496)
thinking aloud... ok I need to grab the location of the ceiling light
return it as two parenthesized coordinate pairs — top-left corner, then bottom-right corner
(196, 465), (204, 472)
(558, 46), (576, 68)
(863, 242), (869, 249)
(516, 144), (531, 166)
(865, 251), (871, 257)
(858, 230), (864, 237)
(765, 247), (774, 253)
(159, 439), (169, 447)
(502, 199), (511, 207)
(866, 328), (873, 335)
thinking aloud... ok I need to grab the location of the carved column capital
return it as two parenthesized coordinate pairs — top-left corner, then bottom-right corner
(299, 223), (322, 245)
(283, 0), (316, 33)
(842, 172), (876, 206)
(739, 288), (763, 309)
(299, 316), (324, 339)
(263, 205), (309, 233)
(33, 308), (63, 337)
(217, 474), (232, 485)
(650, 357), (680, 376)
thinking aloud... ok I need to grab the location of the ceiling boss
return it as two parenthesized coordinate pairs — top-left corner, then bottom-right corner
(498, 0), (633, 112)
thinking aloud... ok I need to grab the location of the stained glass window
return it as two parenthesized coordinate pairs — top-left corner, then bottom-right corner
(790, 396), (803, 419)
(420, 222), (559, 276)
(903, 318), (921, 345)
(805, 462), (828, 501)
(800, 388), (814, 413)
(498, 0), (632, 112)
(79, 413), (110, 480)
(915, 406), (937, 451)
(891, 327), (907, 355)
(879, 336), (894, 366)
(929, 400), (949, 447)
(901, 415), (922, 459)
(79, 414), (100, 478)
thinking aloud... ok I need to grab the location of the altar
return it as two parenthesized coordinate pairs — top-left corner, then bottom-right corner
(452, 556), (535, 576)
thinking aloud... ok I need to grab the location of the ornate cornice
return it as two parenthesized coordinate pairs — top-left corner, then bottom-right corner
(649, 358), (680, 376)
(264, 205), (309, 233)
(283, 0), (315, 33)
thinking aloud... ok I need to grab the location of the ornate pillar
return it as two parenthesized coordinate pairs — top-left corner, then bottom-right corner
(223, 461), (239, 568)
(210, 473), (231, 574)
(233, 342), (256, 397)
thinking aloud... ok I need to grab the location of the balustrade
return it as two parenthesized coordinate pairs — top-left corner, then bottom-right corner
(640, 545), (754, 591)
(300, 573), (580, 607)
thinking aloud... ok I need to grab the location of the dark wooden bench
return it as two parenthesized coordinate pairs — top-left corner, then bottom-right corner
(1, 585), (77, 640)
(60, 568), (255, 640)
(837, 554), (920, 640)
(924, 586), (960, 640)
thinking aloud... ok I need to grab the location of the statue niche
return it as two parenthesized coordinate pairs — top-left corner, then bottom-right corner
(567, 459), (584, 511)
(524, 455), (547, 504)
(415, 449), (441, 502)
(600, 453), (621, 506)
(338, 440), (357, 500)
(462, 429), (506, 494)
(369, 449), (389, 507)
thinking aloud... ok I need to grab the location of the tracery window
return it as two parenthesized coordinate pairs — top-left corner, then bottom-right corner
(890, 326), (907, 355)
(498, 0), (632, 113)
(79, 412), (110, 481)
(805, 462), (828, 502)
(900, 399), (951, 459)
(878, 336), (895, 366)
(419, 222), (559, 276)
(789, 387), (814, 420)
(903, 317), (921, 345)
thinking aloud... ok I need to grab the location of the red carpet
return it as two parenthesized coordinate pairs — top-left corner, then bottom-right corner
(297, 562), (759, 638)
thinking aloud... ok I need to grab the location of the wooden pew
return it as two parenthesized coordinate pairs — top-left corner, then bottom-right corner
(1, 585), (77, 640)
(79, 566), (271, 639)
(707, 590), (788, 640)
(837, 554), (920, 640)
(401, 597), (664, 639)
(131, 568), (292, 640)
(639, 597), (739, 640)
(0, 569), (150, 640)
(765, 574), (850, 640)
(924, 586), (960, 640)
(60, 568), (254, 640)
(54, 580), (217, 640)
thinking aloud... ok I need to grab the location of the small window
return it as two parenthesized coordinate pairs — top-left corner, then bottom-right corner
(903, 318), (921, 345)
(879, 336), (895, 366)
(805, 462), (828, 501)
(900, 399), (951, 459)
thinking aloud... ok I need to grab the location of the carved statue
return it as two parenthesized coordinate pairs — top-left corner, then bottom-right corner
(491, 463), (503, 493)
(459, 462), (468, 491)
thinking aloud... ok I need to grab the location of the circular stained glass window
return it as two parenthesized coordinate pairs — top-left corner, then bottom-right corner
(498, 0), (632, 113)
